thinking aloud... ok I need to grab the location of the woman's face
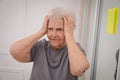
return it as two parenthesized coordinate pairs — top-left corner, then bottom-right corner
(47, 16), (65, 50)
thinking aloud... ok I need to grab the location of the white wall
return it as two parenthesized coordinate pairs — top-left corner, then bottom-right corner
(0, 0), (84, 80)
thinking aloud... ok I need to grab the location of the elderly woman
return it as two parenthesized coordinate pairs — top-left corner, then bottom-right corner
(9, 7), (89, 80)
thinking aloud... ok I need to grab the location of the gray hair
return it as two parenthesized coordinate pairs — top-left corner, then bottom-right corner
(47, 7), (76, 21)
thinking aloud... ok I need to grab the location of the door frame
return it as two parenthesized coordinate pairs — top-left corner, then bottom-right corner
(80, 0), (103, 80)
(88, 0), (103, 80)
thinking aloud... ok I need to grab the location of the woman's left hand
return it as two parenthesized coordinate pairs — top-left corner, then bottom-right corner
(63, 16), (75, 36)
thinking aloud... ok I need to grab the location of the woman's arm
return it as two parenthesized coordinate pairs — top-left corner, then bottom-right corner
(63, 16), (89, 76)
(9, 16), (49, 62)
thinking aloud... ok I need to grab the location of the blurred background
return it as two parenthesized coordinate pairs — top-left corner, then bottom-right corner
(0, 0), (120, 80)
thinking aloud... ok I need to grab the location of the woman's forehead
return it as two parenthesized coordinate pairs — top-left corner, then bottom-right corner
(48, 16), (63, 25)
(49, 16), (63, 22)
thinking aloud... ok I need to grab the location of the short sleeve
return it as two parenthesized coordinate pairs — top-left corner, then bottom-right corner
(30, 41), (40, 61)
(30, 39), (47, 62)
(77, 43), (86, 56)
(30, 39), (47, 61)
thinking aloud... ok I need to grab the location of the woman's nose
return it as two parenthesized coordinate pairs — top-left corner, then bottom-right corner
(52, 31), (58, 37)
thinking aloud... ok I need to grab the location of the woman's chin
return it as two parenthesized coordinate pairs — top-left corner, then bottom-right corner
(51, 44), (59, 49)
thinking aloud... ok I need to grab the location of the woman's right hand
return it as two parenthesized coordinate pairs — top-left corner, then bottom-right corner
(40, 16), (49, 35)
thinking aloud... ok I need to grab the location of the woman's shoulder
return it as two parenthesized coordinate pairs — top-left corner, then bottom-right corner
(37, 39), (49, 47)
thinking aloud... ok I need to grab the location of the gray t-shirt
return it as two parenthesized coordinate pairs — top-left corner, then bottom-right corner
(30, 39), (85, 80)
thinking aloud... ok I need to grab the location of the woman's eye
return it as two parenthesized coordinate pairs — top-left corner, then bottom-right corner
(48, 28), (53, 31)
(57, 28), (63, 31)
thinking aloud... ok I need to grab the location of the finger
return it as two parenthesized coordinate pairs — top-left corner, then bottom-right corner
(64, 16), (69, 22)
(45, 15), (49, 20)
(63, 16), (75, 27)
(63, 16), (67, 22)
(66, 16), (74, 24)
(44, 16), (49, 26)
(63, 16), (68, 25)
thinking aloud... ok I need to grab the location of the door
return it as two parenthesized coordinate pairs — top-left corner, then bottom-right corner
(94, 0), (120, 80)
